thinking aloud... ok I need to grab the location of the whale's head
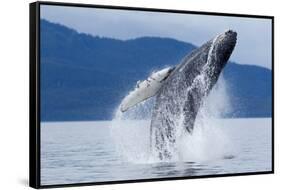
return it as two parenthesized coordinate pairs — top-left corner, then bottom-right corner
(210, 30), (237, 68)
(176, 30), (237, 89)
(198, 30), (237, 85)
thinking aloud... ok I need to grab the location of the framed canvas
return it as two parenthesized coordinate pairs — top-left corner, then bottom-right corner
(29, 1), (274, 188)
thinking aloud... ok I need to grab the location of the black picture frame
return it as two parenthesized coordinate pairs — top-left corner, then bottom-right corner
(29, 1), (274, 189)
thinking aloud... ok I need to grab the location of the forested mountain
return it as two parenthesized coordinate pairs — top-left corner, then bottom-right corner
(40, 19), (272, 121)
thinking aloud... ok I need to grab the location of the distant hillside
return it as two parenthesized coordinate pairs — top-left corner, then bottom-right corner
(40, 19), (272, 121)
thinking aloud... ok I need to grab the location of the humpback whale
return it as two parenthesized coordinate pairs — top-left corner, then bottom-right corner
(120, 30), (237, 160)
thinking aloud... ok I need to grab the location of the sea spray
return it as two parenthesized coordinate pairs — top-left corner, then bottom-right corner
(178, 76), (235, 162)
(110, 98), (154, 163)
(110, 76), (235, 163)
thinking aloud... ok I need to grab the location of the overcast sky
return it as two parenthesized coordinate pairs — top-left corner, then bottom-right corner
(41, 5), (272, 69)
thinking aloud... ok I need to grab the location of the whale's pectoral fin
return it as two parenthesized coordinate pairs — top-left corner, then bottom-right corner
(120, 67), (175, 112)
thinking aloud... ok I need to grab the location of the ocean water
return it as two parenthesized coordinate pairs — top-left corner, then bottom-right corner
(41, 118), (272, 185)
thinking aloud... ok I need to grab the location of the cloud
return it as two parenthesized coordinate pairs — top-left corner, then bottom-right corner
(41, 5), (272, 69)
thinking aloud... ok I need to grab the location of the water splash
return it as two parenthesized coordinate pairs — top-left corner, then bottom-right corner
(178, 77), (235, 162)
(110, 75), (235, 164)
(110, 35), (235, 163)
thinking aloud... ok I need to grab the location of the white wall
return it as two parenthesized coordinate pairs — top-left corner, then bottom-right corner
(0, 0), (279, 189)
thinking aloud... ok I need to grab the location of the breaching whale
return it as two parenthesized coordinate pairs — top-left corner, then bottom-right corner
(120, 30), (237, 160)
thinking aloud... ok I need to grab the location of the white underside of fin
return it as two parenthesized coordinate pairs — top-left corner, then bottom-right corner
(120, 67), (174, 112)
